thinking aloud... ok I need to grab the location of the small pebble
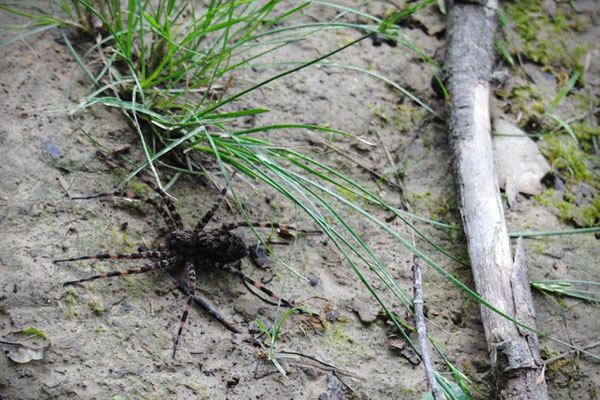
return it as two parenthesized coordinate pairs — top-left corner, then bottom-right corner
(325, 309), (340, 322)
(352, 297), (378, 323)
(43, 141), (63, 160)
(44, 378), (63, 389)
(121, 299), (133, 312)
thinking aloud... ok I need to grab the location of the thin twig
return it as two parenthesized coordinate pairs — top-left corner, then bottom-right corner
(277, 351), (366, 380)
(374, 129), (409, 209)
(413, 255), (444, 400)
(544, 340), (600, 364)
(0, 340), (24, 347)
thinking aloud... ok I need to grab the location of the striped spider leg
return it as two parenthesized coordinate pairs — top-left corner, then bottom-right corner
(57, 155), (321, 357)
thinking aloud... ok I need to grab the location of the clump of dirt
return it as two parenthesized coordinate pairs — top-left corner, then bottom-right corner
(1, 1), (599, 399)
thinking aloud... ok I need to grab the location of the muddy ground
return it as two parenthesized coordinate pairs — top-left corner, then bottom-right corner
(1, 1), (599, 399)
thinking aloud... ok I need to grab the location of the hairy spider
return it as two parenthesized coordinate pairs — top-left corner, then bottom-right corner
(55, 153), (320, 358)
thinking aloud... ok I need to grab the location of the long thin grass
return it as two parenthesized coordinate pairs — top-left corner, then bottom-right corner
(2, 1), (598, 398)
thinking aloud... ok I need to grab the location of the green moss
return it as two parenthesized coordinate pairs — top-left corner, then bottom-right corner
(430, 195), (459, 224)
(506, 0), (590, 70)
(337, 187), (358, 203)
(55, 158), (94, 173)
(547, 355), (571, 374)
(373, 107), (391, 123)
(184, 382), (206, 392)
(131, 182), (149, 194)
(107, 226), (135, 252)
(581, 197), (600, 227)
(64, 287), (80, 319)
(65, 297), (75, 319)
(542, 137), (595, 184)
(530, 242), (544, 254)
(506, 85), (548, 124)
(122, 232), (133, 247)
(534, 188), (554, 206)
(529, 113), (600, 227)
(65, 286), (78, 297)
(132, 387), (156, 400)
(88, 299), (104, 314)
(570, 120), (600, 153)
(534, 184), (600, 227)
(557, 202), (575, 220)
(395, 104), (423, 124)
(321, 323), (363, 355)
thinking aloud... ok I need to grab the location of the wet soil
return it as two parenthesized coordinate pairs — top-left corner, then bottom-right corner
(1, 1), (599, 399)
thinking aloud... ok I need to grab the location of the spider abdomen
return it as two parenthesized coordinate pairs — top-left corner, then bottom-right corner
(166, 230), (249, 264)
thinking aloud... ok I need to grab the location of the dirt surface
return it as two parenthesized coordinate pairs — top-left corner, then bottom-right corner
(1, 1), (599, 399)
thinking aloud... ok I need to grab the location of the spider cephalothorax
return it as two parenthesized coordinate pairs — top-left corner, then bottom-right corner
(55, 154), (320, 358)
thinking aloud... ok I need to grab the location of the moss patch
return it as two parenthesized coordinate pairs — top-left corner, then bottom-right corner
(506, 0), (591, 71)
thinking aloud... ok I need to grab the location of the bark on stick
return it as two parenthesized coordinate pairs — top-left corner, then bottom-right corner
(444, 1), (548, 398)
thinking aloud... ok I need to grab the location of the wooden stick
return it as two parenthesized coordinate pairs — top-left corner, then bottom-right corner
(444, 1), (548, 397)
(412, 256), (444, 400)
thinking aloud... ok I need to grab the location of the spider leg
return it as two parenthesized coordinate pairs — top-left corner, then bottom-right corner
(193, 186), (227, 233)
(63, 257), (178, 286)
(220, 263), (317, 316)
(220, 222), (322, 236)
(241, 277), (280, 307)
(54, 250), (168, 263)
(193, 171), (237, 233)
(247, 241), (292, 269)
(72, 190), (177, 232)
(248, 245), (274, 269)
(98, 152), (184, 230)
(173, 261), (196, 358)
(169, 272), (240, 334)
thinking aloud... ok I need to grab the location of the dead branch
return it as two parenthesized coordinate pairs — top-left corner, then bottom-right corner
(444, 0), (549, 398)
